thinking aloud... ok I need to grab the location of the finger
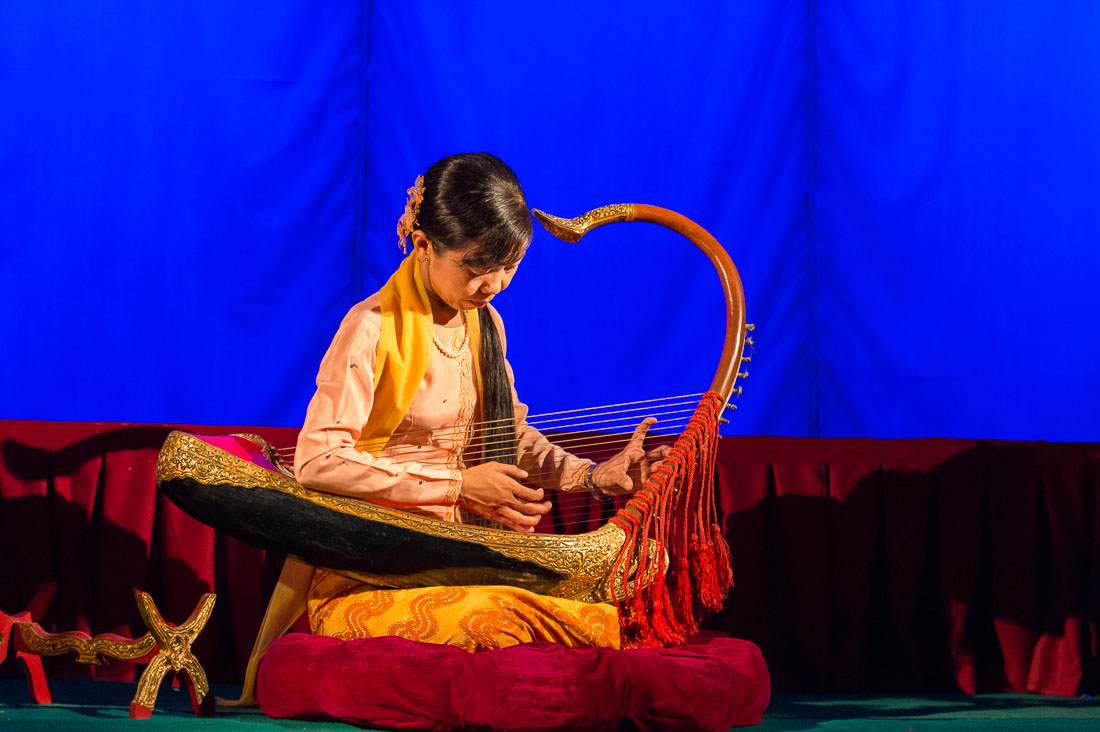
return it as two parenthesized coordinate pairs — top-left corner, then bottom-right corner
(498, 506), (542, 533)
(515, 485), (545, 502)
(489, 462), (529, 480)
(627, 417), (657, 449)
(511, 499), (552, 517)
(618, 475), (633, 492)
(647, 445), (671, 460)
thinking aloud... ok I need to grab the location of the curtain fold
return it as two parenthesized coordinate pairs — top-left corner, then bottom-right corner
(714, 436), (1100, 695)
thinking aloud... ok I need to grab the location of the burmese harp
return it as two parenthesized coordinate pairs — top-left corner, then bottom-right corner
(157, 203), (750, 647)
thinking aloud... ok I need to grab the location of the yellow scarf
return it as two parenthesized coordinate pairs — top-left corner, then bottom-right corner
(355, 253), (482, 455)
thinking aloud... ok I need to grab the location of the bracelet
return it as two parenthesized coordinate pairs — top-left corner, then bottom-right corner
(585, 464), (610, 502)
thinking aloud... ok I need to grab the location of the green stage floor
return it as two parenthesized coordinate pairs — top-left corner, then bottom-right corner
(759, 693), (1099, 732)
(1, 679), (1098, 730)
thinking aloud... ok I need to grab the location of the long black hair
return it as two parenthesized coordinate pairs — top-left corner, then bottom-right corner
(416, 153), (531, 466)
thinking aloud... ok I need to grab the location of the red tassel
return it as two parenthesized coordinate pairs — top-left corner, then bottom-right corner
(712, 524), (734, 591)
(609, 393), (731, 648)
(690, 539), (722, 611)
(629, 598), (660, 648)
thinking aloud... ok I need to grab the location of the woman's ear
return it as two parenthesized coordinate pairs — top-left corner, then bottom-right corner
(410, 230), (432, 261)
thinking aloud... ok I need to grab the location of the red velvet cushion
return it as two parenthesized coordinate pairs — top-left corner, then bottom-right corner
(257, 632), (770, 731)
(189, 434), (278, 471)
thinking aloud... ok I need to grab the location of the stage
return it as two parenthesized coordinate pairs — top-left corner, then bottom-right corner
(1, 679), (1097, 731)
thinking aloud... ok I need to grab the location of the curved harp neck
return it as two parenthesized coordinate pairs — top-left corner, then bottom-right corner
(531, 204), (747, 400)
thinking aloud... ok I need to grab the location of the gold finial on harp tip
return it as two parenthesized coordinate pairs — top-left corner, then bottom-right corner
(746, 323), (755, 331)
(741, 357), (751, 363)
(745, 337), (754, 346)
(532, 204), (636, 242)
(737, 371), (749, 379)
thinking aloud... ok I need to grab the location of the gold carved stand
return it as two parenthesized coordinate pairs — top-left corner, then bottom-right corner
(14, 590), (216, 719)
(0, 582), (56, 704)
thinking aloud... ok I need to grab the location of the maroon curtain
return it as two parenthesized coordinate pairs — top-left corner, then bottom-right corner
(711, 437), (1100, 696)
(0, 420), (298, 682)
(1, 421), (1097, 695)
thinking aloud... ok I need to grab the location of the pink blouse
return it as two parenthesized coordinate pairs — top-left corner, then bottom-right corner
(294, 294), (590, 522)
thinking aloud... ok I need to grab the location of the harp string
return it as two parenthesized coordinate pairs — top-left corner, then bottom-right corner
(275, 393), (706, 454)
(262, 390), (717, 531)
(274, 421), (685, 465)
(470, 428), (681, 463)
(332, 406), (697, 464)
(270, 431), (707, 533)
(273, 411), (695, 471)
(279, 405), (692, 457)
(470, 400), (695, 440)
(459, 461), (710, 533)
(272, 436), (676, 470)
(464, 401), (697, 445)
(269, 429), (686, 488)
(366, 433), (683, 479)
(272, 398), (701, 480)
(469, 402), (694, 445)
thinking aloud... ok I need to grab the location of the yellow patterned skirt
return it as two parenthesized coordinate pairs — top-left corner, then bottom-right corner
(308, 570), (621, 651)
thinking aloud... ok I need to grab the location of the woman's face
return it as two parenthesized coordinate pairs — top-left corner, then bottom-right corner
(413, 233), (524, 314)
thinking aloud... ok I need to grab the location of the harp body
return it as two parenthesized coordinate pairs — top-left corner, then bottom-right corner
(156, 431), (647, 603)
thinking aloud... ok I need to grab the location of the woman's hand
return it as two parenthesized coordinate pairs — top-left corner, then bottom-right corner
(591, 418), (672, 497)
(458, 462), (552, 532)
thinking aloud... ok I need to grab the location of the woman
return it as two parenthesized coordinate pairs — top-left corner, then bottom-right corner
(294, 153), (661, 651)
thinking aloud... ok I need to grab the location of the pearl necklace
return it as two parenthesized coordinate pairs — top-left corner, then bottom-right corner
(432, 310), (470, 359)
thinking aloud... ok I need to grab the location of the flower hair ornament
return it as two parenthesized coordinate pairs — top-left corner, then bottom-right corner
(397, 174), (425, 254)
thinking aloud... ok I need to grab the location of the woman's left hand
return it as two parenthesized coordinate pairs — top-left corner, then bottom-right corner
(591, 417), (672, 497)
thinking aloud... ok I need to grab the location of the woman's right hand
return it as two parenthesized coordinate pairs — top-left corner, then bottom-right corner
(458, 462), (552, 533)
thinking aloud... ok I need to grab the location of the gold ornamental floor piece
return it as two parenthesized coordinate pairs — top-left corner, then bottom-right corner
(14, 590), (216, 719)
(0, 582), (56, 704)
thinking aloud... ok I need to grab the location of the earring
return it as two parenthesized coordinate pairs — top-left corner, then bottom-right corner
(420, 257), (429, 262)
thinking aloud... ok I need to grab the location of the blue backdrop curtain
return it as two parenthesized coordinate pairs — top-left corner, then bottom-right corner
(0, 2), (365, 427)
(814, 1), (1100, 439)
(1, 1), (1097, 440)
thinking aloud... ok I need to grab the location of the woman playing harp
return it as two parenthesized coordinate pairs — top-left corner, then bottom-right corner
(295, 153), (666, 650)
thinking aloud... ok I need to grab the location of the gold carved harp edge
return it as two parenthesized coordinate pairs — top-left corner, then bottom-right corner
(155, 431), (630, 603)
